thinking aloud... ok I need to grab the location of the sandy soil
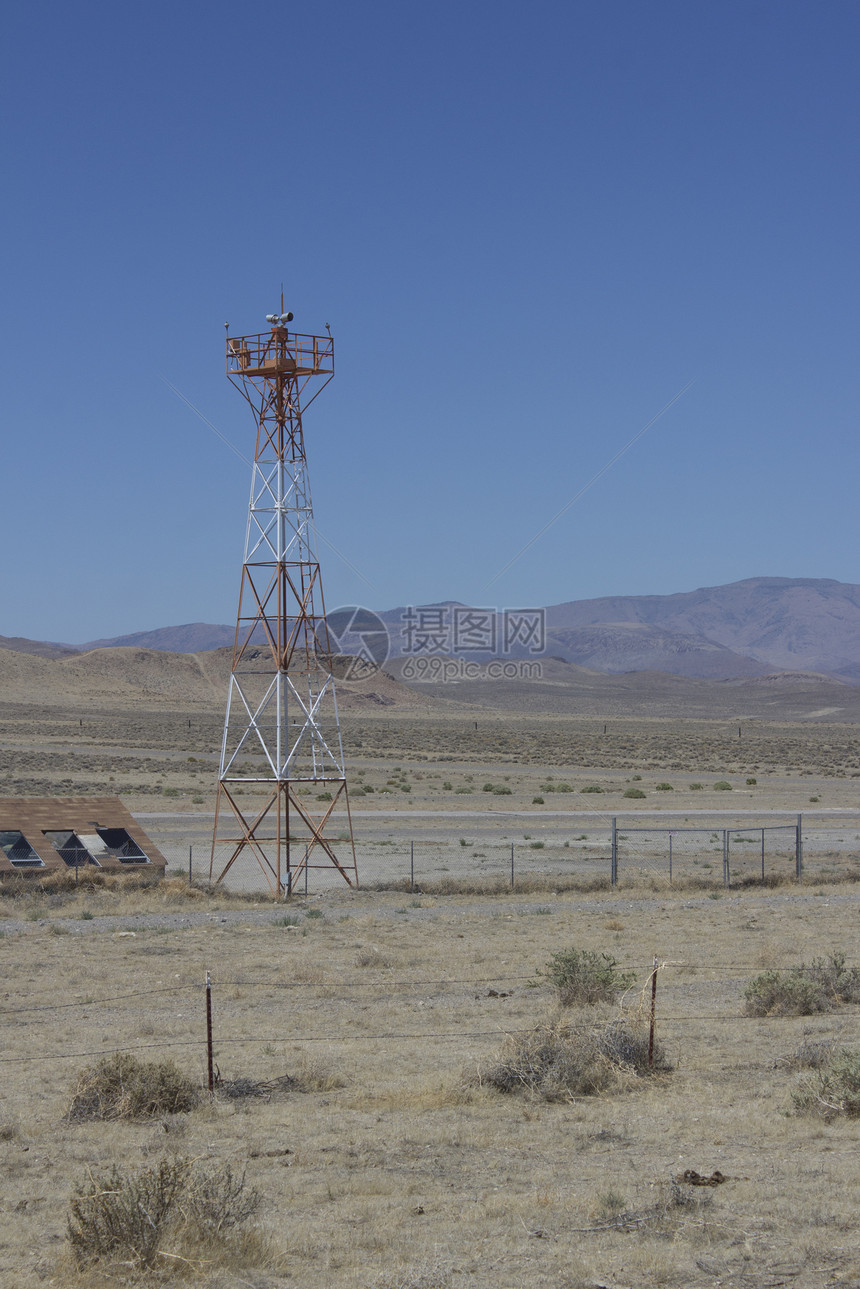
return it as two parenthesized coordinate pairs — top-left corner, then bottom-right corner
(3, 879), (860, 1287)
(2, 658), (860, 1285)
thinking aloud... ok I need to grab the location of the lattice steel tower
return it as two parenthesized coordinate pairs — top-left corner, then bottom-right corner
(210, 303), (358, 897)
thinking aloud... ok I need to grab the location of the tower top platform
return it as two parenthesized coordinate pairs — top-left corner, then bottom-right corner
(226, 327), (334, 379)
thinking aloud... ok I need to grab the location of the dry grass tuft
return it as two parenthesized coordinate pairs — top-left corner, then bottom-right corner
(0, 870), (270, 913)
(356, 945), (394, 968)
(479, 1017), (669, 1101)
(587, 1176), (713, 1234)
(373, 1259), (455, 1289)
(157, 877), (207, 902)
(791, 1047), (860, 1120)
(68, 1052), (200, 1122)
(215, 1055), (344, 1102)
(364, 875), (612, 896)
(775, 1038), (838, 1070)
(38, 868), (161, 896)
(294, 1053), (346, 1092)
(481, 1023), (616, 1101)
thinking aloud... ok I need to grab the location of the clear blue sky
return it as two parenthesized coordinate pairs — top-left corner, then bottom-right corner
(2, 0), (859, 643)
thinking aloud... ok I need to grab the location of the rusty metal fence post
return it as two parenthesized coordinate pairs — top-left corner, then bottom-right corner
(760, 828), (765, 882)
(611, 817), (617, 886)
(648, 954), (658, 1068)
(205, 971), (214, 1094)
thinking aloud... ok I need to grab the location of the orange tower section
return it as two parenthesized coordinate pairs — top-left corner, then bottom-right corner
(210, 306), (358, 897)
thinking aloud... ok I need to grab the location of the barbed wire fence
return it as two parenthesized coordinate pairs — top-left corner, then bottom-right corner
(3, 958), (860, 1072)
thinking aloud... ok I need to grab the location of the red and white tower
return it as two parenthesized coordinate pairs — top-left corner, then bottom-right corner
(209, 304), (358, 897)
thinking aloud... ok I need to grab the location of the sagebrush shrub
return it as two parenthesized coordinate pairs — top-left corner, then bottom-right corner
(184, 1161), (260, 1234)
(744, 954), (860, 1017)
(67, 1155), (260, 1270)
(537, 947), (636, 1006)
(68, 1156), (191, 1268)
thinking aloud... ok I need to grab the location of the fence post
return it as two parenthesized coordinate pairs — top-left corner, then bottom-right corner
(510, 842), (515, 891)
(188, 845), (193, 885)
(205, 971), (214, 1094)
(761, 829), (765, 882)
(304, 845), (309, 896)
(648, 954), (658, 1068)
(668, 832), (673, 884)
(796, 813), (803, 882)
(611, 817), (617, 886)
(410, 840), (414, 892)
(723, 830), (729, 887)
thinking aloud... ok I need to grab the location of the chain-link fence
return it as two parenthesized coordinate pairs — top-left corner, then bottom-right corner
(139, 811), (860, 896)
(612, 823), (800, 885)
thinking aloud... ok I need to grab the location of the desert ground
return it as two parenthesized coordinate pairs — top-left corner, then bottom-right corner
(5, 873), (860, 1287)
(2, 686), (859, 890)
(2, 653), (860, 1286)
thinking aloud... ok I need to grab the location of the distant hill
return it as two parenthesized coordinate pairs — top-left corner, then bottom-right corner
(543, 622), (770, 678)
(82, 623), (236, 653)
(1, 639), (857, 723)
(384, 655), (860, 722)
(0, 634), (79, 659)
(543, 577), (860, 680)
(379, 577), (860, 681)
(0, 645), (426, 713)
